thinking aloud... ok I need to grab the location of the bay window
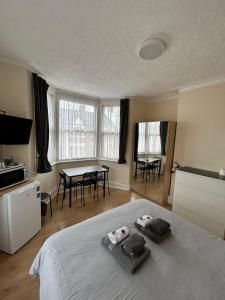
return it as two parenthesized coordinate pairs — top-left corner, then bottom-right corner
(47, 96), (121, 162)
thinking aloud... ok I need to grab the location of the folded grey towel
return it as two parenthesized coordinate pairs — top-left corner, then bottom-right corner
(135, 222), (171, 244)
(147, 218), (170, 235)
(121, 233), (145, 258)
(101, 236), (150, 274)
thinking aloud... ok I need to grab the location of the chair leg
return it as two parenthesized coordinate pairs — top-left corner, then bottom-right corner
(80, 186), (82, 204)
(107, 180), (110, 195)
(82, 187), (85, 206)
(97, 183), (99, 201)
(49, 195), (52, 216)
(145, 170), (148, 191)
(56, 181), (61, 202)
(61, 193), (64, 209)
(63, 188), (66, 199)
(82, 186), (85, 204)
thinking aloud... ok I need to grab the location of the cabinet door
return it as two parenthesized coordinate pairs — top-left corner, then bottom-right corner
(7, 185), (41, 254)
(0, 197), (10, 253)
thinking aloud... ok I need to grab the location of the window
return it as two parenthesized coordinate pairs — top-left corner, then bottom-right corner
(47, 94), (56, 163)
(100, 105), (120, 160)
(147, 121), (161, 154)
(58, 98), (97, 160)
(138, 122), (161, 154)
(137, 122), (146, 153)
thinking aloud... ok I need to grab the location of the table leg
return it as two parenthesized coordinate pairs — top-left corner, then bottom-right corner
(158, 160), (161, 178)
(103, 171), (106, 197)
(135, 161), (137, 179)
(69, 177), (72, 207)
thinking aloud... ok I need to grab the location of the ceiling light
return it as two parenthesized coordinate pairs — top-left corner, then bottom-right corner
(138, 38), (166, 60)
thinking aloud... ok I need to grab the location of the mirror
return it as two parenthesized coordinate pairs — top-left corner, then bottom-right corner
(132, 121), (174, 205)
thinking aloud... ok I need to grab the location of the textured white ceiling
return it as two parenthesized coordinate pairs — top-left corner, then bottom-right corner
(0, 0), (225, 99)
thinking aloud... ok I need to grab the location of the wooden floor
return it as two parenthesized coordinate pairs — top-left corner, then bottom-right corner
(0, 188), (170, 300)
(132, 174), (164, 204)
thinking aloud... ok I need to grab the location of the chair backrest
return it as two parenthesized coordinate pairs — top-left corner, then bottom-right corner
(152, 156), (162, 161)
(83, 171), (98, 181)
(59, 171), (67, 185)
(102, 165), (109, 171)
(137, 160), (146, 166)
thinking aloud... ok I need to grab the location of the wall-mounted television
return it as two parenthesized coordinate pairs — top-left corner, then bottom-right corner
(0, 114), (33, 145)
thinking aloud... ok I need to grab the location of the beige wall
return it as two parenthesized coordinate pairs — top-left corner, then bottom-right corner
(0, 62), (151, 193)
(132, 98), (151, 123)
(0, 61), (33, 168)
(133, 96), (178, 122)
(174, 83), (225, 172)
(0, 61), (56, 194)
(148, 98), (178, 121)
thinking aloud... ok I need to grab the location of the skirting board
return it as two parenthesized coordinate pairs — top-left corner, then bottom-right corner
(48, 181), (130, 199)
(102, 181), (130, 191)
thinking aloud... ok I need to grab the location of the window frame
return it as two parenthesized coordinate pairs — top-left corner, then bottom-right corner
(98, 101), (120, 162)
(138, 122), (161, 155)
(47, 92), (57, 165)
(48, 93), (121, 163)
(147, 121), (161, 155)
(56, 93), (99, 162)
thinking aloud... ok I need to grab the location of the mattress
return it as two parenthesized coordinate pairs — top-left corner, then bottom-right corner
(29, 199), (225, 300)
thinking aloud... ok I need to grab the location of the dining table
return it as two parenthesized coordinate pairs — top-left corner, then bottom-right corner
(135, 157), (162, 178)
(62, 165), (108, 207)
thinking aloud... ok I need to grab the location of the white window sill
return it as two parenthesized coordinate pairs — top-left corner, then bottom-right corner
(50, 157), (120, 166)
(50, 157), (97, 166)
(98, 158), (118, 163)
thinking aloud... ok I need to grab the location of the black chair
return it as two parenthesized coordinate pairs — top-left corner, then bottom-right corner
(77, 171), (98, 206)
(97, 165), (110, 195)
(56, 171), (78, 208)
(148, 158), (162, 180)
(153, 157), (162, 177)
(135, 160), (148, 181)
(41, 192), (52, 216)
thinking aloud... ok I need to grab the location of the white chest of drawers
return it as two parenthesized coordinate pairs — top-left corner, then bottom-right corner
(172, 167), (225, 239)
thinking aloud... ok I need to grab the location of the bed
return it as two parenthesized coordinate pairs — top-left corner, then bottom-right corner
(29, 199), (225, 300)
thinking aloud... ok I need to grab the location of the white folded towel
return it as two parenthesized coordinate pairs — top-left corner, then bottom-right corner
(108, 226), (129, 245)
(137, 215), (153, 228)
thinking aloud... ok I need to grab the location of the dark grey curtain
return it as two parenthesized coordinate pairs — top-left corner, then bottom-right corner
(118, 98), (129, 164)
(33, 73), (52, 173)
(134, 123), (139, 162)
(160, 121), (168, 156)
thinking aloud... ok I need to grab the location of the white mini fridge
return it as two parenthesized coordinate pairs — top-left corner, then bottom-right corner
(0, 181), (41, 254)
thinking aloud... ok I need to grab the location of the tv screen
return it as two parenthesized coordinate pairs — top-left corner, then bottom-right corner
(0, 114), (33, 145)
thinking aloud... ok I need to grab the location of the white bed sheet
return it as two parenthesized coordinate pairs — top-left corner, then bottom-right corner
(30, 199), (225, 300)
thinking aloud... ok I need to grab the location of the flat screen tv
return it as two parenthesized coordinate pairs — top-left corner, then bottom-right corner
(0, 114), (33, 145)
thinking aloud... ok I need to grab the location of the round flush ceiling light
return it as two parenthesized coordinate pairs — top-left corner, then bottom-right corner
(138, 38), (166, 60)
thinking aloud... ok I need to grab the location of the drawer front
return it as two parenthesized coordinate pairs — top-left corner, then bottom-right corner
(176, 171), (225, 198)
(173, 204), (225, 238)
(173, 194), (225, 226)
(174, 182), (225, 212)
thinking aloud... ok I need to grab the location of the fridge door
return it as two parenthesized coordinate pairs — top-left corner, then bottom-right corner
(6, 181), (41, 254)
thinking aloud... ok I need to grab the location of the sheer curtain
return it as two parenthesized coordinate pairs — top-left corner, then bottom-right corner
(138, 122), (161, 154)
(101, 105), (120, 160)
(138, 122), (146, 153)
(147, 121), (161, 154)
(47, 93), (56, 163)
(59, 99), (97, 160)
